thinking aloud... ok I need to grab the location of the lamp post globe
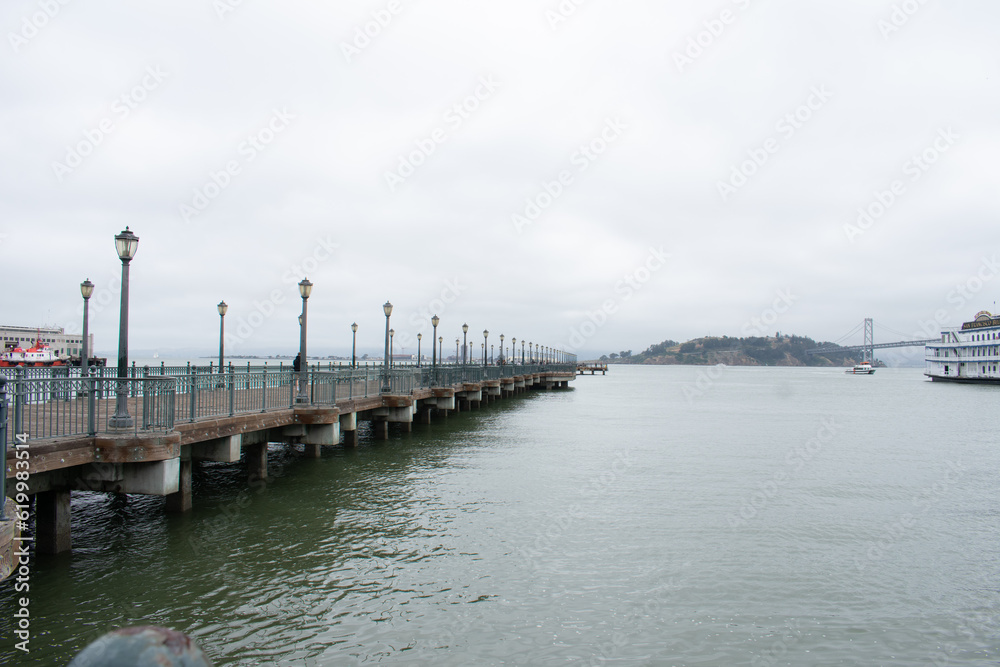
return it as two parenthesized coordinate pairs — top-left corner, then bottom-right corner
(110, 227), (138, 429)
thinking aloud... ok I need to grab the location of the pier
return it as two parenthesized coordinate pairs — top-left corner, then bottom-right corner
(1, 362), (575, 565)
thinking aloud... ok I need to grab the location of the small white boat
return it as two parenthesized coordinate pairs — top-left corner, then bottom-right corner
(846, 361), (875, 375)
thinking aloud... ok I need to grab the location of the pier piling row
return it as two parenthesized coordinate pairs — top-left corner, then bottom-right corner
(2, 366), (575, 563)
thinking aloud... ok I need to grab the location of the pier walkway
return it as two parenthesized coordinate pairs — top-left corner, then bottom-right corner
(1, 363), (575, 560)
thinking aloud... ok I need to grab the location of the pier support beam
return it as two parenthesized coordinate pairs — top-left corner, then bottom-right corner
(419, 408), (433, 425)
(246, 442), (268, 483)
(36, 489), (71, 555)
(373, 419), (389, 440)
(303, 423), (338, 458)
(166, 459), (193, 513)
(193, 434), (242, 463)
(340, 413), (358, 447)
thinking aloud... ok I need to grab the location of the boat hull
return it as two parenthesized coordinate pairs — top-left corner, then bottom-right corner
(925, 373), (1000, 384)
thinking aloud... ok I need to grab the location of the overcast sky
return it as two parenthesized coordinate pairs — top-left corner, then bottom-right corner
(3, 0), (998, 360)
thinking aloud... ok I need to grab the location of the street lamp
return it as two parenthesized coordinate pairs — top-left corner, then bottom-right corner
(109, 227), (138, 429)
(217, 301), (228, 373)
(351, 322), (358, 368)
(438, 336), (443, 369)
(499, 334), (505, 365)
(521, 339), (525, 364)
(417, 332), (422, 368)
(483, 329), (489, 365)
(389, 329), (394, 368)
(431, 314), (440, 370)
(382, 301), (392, 392)
(490, 344), (494, 365)
(296, 279), (312, 403)
(462, 323), (469, 367)
(455, 338), (459, 366)
(511, 337), (516, 365)
(80, 279), (94, 380)
(536, 343), (539, 364)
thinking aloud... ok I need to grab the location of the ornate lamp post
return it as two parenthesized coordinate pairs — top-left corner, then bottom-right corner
(511, 337), (516, 365)
(462, 323), (469, 366)
(438, 336), (443, 368)
(80, 279), (94, 380)
(109, 227), (138, 429)
(455, 338), (459, 365)
(417, 332), (422, 368)
(536, 343), (539, 364)
(296, 279), (313, 403)
(431, 315), (440, 370)
(499, 334), (505, 365)
(351, 322), (358, 368)
(483, 329), (489, 365)
(521, 339), (525, 364)
(389, 328), (395, 368)
(217, 301), (228, 373)
(382, 301), (392, 392)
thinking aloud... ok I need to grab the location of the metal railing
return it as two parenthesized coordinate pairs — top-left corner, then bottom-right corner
(2, 369), (176, 446)
(2, 363), (576, 447)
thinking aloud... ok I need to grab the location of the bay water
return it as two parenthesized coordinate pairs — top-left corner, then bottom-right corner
(2, 365), (998, 665)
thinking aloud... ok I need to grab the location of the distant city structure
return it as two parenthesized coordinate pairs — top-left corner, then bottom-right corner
(0, 325), (92, 357)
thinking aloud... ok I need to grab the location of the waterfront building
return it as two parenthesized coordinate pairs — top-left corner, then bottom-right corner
(0, 325), (92, 357)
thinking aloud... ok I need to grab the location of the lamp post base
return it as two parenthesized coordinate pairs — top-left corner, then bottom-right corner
(108, 415), (134, 429)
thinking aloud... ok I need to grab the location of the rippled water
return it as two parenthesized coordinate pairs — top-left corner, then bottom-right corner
(2, 365), (999, 665)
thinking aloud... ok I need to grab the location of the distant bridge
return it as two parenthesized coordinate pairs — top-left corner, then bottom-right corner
(806, 318), (936, 362)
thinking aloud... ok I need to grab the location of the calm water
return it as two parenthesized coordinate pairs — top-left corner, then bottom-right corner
(2, 365), (999, 666)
